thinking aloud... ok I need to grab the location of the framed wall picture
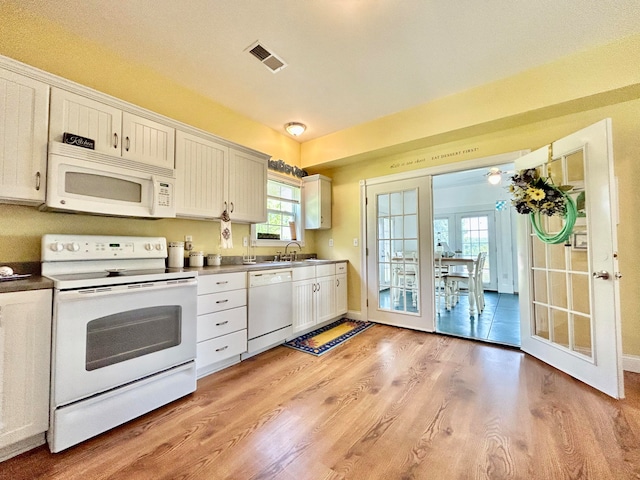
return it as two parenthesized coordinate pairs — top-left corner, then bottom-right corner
(572, 231), (588, 250)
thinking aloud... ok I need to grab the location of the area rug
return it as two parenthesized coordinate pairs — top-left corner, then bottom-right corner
(284, 318), (375, 356)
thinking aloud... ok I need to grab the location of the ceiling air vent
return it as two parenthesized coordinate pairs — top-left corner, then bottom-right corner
(246, 41), (287, 73)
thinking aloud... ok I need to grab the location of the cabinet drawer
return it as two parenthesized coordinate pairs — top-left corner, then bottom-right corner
(197, 307), (247, 342)
(292, 265), (316, 281)
(316, 263), (335, 277)
(197, 329), (247, 367)
(335, 262), (347, 274)
(198, 289), (246, 315)
(197, 272), (246, 294)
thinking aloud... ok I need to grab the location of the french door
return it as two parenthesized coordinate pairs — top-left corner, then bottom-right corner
(517, 119), (623, 398)
(366, 176), (434, 331)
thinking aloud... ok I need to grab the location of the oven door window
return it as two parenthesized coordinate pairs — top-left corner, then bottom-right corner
(86, 306), (181, 371)
(66, 171), (142, 203)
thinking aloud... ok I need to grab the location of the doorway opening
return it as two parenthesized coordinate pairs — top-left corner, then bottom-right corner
(432, 163), (521, 347)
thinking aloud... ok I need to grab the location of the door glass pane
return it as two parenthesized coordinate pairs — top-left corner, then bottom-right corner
(573, 314), (593, 358)
(570, 247), (588, 272)
(548, 271), (567, 309)
(534, 303), (549, 340)
(532, 239), (546, 268)
(571, 273), (590, 315)
(551, 308), (569, 348)
(377, 188), (420, 314)
(533, 269), (548, 303)
(548, 243), (566, 270)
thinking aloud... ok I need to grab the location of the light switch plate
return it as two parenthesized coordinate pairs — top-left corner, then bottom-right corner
(329, 239), (334, 247)
(353, 238), (358, 247)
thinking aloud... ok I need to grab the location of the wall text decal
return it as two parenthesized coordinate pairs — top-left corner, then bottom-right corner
(268, 159), (308, 178)
(389, 146), (480, 170)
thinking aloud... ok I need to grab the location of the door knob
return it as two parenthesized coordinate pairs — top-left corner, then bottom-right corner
(592, 270), (610, 280)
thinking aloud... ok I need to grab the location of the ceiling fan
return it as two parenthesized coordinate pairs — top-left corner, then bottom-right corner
(485, 167), (515, 185)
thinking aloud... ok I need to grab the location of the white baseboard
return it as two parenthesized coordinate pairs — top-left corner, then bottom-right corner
(346, 310), (363, 321)
(623, 354), (640, 373)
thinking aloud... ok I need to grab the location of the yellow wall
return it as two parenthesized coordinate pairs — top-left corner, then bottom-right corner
(0, 3), (313, 262)
(2, 4), (639, 358)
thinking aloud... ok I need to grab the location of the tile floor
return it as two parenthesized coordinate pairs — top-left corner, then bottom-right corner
(436, 291), (521, 347)
(378, 288), (521, 347)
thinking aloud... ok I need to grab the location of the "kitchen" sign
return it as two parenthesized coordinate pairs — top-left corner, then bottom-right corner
(63, 132), (95, 150)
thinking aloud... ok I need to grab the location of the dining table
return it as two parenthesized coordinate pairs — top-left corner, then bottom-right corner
(438, 256), (479, 316)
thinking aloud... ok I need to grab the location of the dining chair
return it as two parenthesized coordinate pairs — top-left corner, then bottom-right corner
(392, 252), (419, 308)
(434, 252), (448, 313)
(443, 252), (487, 313)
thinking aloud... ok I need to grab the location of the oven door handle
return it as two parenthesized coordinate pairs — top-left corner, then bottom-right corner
(56, 278), (197, 301)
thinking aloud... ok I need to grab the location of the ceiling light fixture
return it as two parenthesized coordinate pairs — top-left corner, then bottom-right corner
(487, 167), (503, 185)
(285, 122), (306, 136)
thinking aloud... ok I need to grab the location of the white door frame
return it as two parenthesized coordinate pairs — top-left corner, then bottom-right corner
(359, 150), (529, 323)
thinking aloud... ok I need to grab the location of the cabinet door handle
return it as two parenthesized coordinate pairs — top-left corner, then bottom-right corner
(317, 283), (320, 292)
(215, 320), (229, 326)
(312, 283), (316, 293)
(216, 345), (229, 352)
(113, 133), (119, 148)
(125, 136), (130, 151)
(216, 281), (229, 285)
(230, 202), (234, 213)
(35, 172), (41, 191)
(216, 299), (229, 304)
(336, 279), (340, 287)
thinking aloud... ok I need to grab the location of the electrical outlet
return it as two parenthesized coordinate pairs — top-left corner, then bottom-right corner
(329, 239), (334, 247)
(353, 238), (358, 247)
(184, 235), (193, 251)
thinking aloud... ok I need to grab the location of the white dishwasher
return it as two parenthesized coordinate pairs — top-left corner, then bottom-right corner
(243, 269), (293, 359)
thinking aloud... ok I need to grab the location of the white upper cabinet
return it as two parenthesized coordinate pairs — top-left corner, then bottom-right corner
(121, 111), (175, 169)
(49, 87), (121, 155)
(0, 68), (49, 205)
(227, 148), (267, 223)
(175, 130), (226, 219)
(303, 174), (332, 229)
(175, 130), (267, 223)
(49, 88), (175, 169)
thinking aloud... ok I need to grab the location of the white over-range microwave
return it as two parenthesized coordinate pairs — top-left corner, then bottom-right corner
(42, 142), (176, 218)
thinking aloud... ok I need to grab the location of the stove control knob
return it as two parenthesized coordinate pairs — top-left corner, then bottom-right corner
(145, 243), (153, 251)
(155, 243), (164, 251)
(66, 242), (81, 252)
(50, 242), (64, 252)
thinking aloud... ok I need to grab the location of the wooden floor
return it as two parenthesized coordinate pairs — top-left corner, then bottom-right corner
(3, 325), (640, 479)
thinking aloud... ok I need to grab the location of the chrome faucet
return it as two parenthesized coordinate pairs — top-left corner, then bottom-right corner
(283, 241), (302, 261)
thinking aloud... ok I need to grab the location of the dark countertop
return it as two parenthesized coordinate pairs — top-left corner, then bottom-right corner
(0, 275), (54, 293)
(176, 259), (348, 276)
(0, 259), (347, 292)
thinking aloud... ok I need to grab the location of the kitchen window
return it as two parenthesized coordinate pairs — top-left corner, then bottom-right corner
(251, 174), (304, 246)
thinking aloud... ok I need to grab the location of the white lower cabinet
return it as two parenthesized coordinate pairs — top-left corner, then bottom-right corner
(0, 289), (52, 461)
(196, 273), (247, 378)
(292, 267), (317, 333)
(292, 263), (348, 334)
(335, 262), (348, 316)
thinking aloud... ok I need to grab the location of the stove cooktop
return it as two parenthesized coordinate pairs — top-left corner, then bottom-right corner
(45, 268), (197, 290)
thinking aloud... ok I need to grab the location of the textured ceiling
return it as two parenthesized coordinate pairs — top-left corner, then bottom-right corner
(16, 0), (640, 141)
